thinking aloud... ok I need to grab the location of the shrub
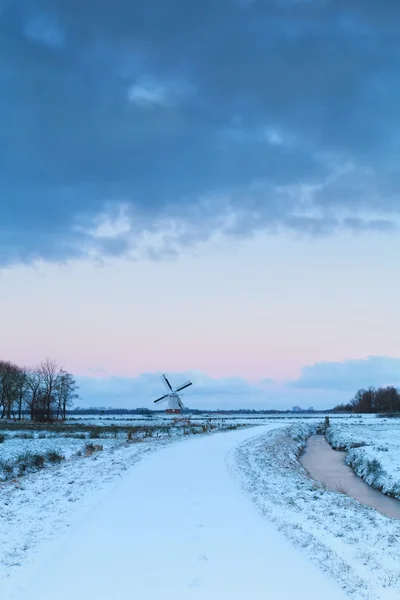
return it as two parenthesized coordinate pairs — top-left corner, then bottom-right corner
(0, 459), (14, 480)
(127, 428), (141, 442)
(110, 425), (119, 438)
(349, 441), (367, 448)
(47, 451), (64, 464)
(200, 421), (216, 433)
(15, 452), (45, 476)
(89, 428), (101, 439)
(0, 433), (5, 443)
(85, 443), (103, 456)
(16, 433), (34, 440)
(367, 458), (382, 476)
(31, 453), (46, 469)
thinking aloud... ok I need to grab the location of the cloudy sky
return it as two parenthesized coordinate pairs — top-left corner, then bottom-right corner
(1, 1), (400, 409)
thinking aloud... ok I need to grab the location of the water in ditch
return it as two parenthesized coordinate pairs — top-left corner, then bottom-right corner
(300, 435), (400, 519)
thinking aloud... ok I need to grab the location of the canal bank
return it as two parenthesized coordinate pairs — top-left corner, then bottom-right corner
(300, 434), (400, 519)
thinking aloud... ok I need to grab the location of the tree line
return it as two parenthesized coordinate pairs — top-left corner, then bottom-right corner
(0, 358), (79, 422)
(333, 386), (400, 413)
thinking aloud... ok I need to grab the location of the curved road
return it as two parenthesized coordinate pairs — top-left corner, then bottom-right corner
(11, 426), (347, 599)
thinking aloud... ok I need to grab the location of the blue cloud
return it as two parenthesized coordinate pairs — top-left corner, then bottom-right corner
(290, 356), (400, 392)
(1, 1), (400, 264)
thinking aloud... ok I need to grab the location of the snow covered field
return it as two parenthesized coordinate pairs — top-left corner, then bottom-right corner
(0, 417), (247, 481)
(67, 412), (353, 427)
(326, 418), (400, 499)
(3, 424), (349, 600)
(0, 412), (330, 483)
(1, 415), (399, 600)
(0, 436), (87, 465)
(0, 416), (250, 589)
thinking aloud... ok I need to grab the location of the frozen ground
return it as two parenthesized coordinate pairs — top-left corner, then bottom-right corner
(0, 435), (169, 589)
(232, 423), (400, 600)
(3, 425), (348, 600)
(0, 418), (246, 584)
(0, 418), (245, 481)
(1, 416), (399, 599)
(326, 419), (400, 499)
(0, 436), (90, 463)
(67, 412), (355, 427)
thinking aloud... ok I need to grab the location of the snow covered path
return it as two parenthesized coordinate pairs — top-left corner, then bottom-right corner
(9, 426), (348, 599)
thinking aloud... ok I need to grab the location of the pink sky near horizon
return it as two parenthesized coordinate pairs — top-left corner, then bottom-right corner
(1, 230), (400, 384)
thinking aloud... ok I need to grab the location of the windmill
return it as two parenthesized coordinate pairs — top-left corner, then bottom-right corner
(154, 374), (193, 414)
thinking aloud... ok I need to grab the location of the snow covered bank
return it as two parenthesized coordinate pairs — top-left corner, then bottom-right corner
(231, 423), (400, 600)
(326, 421), (400, 499)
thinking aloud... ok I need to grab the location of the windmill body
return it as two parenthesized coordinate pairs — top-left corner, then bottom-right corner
(154, 374), (193, 414)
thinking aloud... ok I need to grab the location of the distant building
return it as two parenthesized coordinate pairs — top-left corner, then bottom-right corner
(292, 406), (302, 413)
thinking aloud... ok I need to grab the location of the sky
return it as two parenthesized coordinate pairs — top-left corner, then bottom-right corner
(1, 1), (400, 410)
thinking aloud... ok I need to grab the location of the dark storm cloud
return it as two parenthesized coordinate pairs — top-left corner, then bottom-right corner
(1, 0), (400, 264)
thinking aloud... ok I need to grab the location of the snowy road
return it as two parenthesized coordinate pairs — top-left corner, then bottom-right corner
(9, 426), (348, 599)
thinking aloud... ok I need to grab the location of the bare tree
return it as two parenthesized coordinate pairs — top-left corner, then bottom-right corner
(25, 367), (43, 421)
(0, 360), (24, 420)
(15, 366), (29, 421)
(58, 370), (79, 420)
(341, 386), (400, 413)
(37, 358), (61, 422)
(1, 358), (78, 422)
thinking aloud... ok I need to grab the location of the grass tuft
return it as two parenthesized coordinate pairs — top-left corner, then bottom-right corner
(85, 443), (103, 456)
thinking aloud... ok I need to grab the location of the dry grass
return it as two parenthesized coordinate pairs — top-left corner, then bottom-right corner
(335, 481), (350, 495)
(84, 443), (104, 457)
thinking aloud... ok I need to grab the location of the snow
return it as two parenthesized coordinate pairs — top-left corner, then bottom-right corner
(1, 417), (399, 600)
(0, 435), (168, 588)
(4, 425), (348, 600)
(0, 418), (249, 582)
(0, 436), (86, 463)
(326, 419), (400, 498)
(66, 412), (353, 427)
(0, 418), (247, 481)
(232, 423), (400, 600)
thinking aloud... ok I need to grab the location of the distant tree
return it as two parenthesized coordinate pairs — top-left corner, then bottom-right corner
(0, 360), (25, 419)
(1, 358), (79, 422)
(25, 367), (43, 421)
(332, 402), (352, 412)
(15, 366), (29, 421)
(339, 386), (400, 414)
(351, 387), (375, 413)
(374, 386), (400, 413)
(57, 370), (79, 420)
(37, 358), (61, 421)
